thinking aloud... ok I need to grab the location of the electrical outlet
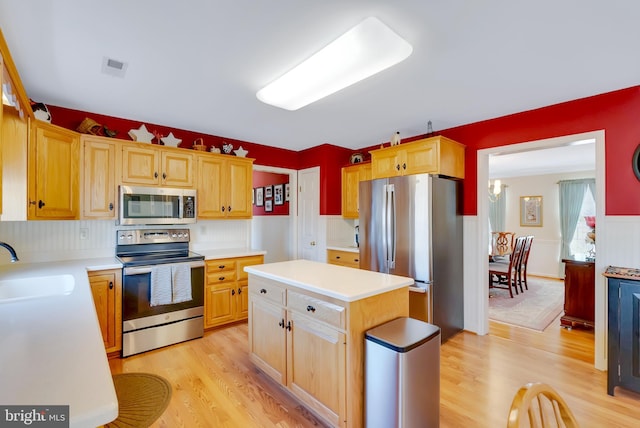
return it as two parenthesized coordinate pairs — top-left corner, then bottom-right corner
(80, 228), (88, 240)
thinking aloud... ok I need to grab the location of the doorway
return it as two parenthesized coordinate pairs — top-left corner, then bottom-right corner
(474, 130), (606, 370)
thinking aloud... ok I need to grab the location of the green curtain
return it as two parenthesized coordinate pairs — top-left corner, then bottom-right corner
(488, 184), (506, 232)
(558, 179), (593, 259)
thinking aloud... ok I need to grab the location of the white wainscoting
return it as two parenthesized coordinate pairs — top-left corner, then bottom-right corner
(250, 216), (294, 263)
(0, 219), (253, 265)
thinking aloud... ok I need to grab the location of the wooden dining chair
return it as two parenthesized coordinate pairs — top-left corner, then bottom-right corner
(489, 236), (526, 298)
(491, 231), (516, 259)
(517, 236), (534, 292)
(507, 382), (579, 428)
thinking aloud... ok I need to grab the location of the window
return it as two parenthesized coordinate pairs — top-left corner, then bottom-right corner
(569, 188), (596, 256)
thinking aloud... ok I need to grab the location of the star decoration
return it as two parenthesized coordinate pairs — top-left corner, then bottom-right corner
(128, 124), (154, 143)
(161, 132), (182, 147)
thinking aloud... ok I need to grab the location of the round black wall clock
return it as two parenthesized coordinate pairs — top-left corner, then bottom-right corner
(633, 144), (640, 181)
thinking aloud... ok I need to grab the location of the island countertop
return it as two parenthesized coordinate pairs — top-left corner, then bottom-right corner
(244, 259), (414, 302)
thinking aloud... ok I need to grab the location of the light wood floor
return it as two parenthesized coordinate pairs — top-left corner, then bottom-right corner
(109, 318), (640, 427)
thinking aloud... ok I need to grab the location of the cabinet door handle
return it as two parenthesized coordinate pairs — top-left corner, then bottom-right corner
(286, 321), (292, 331)
(219, 276), (225, 281)
(403, 163), (407, 170)
(154, 172), (158, 178)
(228, 206), (231, 212)
(232, 289), (235, 295)
(109, 202), (114, 211)
(396, 164), (401, 171)
(38, 200), (45, 209)
(162, 172), (167, 179)
(260, 288), (267, 294)
(336, 256), (341, 259)
(306, 305), (316, 313)
(237, 288), (242, 294)
(279, 319), (285, 328)
(222, 206), (225, 212)
(218, 265), (226, 269)
(109, 281), (113, 290)
(354, 258), (359, 262)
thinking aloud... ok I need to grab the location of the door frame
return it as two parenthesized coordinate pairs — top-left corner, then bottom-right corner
(474, 130), (606, 370)
(252, 164), (298, 261)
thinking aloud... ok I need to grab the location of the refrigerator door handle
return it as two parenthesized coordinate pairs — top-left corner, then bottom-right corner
(387, 183), (396, 269)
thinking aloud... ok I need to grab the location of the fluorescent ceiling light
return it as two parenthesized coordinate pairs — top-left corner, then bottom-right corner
(256, 17), (413, 110)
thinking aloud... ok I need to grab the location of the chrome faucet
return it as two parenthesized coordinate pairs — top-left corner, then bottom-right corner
(0, 242), (19, 263)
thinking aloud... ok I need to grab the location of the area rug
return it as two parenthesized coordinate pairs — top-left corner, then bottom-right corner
(489, 277), (564, 331)
(106, 373), (172, 428)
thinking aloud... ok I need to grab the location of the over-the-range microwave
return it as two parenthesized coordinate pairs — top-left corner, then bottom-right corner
(119, 185), (196, 225)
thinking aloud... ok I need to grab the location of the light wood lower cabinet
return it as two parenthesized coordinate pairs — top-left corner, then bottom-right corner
(88, 269), (122, 355)
(327, 249), (360, 268)
(204, 255), (264, 328)
(248, 274), (407, 427)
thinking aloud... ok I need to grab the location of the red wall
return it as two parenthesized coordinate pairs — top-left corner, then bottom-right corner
(252, 171), (290, 216)
(48, 85), (640, 217)
(47, 105), (300, 169)
(298, 144), (354, 215)
(433, 86), (640, 216)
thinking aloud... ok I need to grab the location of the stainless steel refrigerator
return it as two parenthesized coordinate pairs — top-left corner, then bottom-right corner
(359, 174), (463, 342)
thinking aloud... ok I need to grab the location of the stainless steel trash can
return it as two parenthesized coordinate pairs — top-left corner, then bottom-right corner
(365, 317), (440, 428)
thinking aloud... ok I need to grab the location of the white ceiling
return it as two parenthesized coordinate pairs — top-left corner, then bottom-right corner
(1, 1), (639, 153)
(489, 141), (596, 179)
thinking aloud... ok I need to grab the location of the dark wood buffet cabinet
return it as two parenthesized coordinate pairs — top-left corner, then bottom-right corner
(560, 257), (595, 328)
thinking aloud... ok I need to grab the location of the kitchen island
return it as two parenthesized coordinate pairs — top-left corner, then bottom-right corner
(245, 259), (413, 428)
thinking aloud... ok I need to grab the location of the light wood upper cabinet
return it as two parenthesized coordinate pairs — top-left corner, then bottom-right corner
(197, 153), (253, 219)
(89, 269), (122, 354)
(341, 162), (371, 219)
(370, 135), (465, 179)
(28, 121), (80, 219)
(81, 136), (119, 219)
(121, 142), (194, 188)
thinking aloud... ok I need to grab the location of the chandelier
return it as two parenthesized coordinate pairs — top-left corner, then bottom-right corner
(488, 179), (502, 203)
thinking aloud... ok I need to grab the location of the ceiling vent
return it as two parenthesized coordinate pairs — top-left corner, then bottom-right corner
(101, 57), (128, 78)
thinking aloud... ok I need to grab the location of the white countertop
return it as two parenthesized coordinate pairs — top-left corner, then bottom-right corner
(192, 247), (266, 260)
(244, 259), (413, 302)
(0, 258), (121, 427)
(326, 245), (359, 253)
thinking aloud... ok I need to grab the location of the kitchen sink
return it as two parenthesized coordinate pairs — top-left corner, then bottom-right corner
(0, 274), (75, 304)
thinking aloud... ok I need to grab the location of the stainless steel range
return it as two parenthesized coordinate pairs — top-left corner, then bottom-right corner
(116, 228), (205, 357)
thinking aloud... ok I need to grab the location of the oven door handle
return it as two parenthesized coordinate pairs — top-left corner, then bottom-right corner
(124, 260), (205, 276)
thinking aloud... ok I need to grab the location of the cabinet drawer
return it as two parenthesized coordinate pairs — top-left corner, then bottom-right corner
(288, 290), (345, 329)
(206, 259), (237, 273)
(327, 249), (359, 268)
(237, 255), (265, 281)
(250, 276), (286, 305)
(207, 270), (236, 284)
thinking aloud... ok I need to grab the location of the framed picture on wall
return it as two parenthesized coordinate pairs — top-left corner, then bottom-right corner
(274, 184), (284, 205)
(255, 187), (264, 206)
(265, 185), (273, 198)
(285, 183), (290, 201)
(265, 199), (273, 212)
(520, 195), (543, 227)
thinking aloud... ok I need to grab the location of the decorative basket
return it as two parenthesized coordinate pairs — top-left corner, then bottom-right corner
(76, 117), (103, 135)
(192, 138), (206, 151)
